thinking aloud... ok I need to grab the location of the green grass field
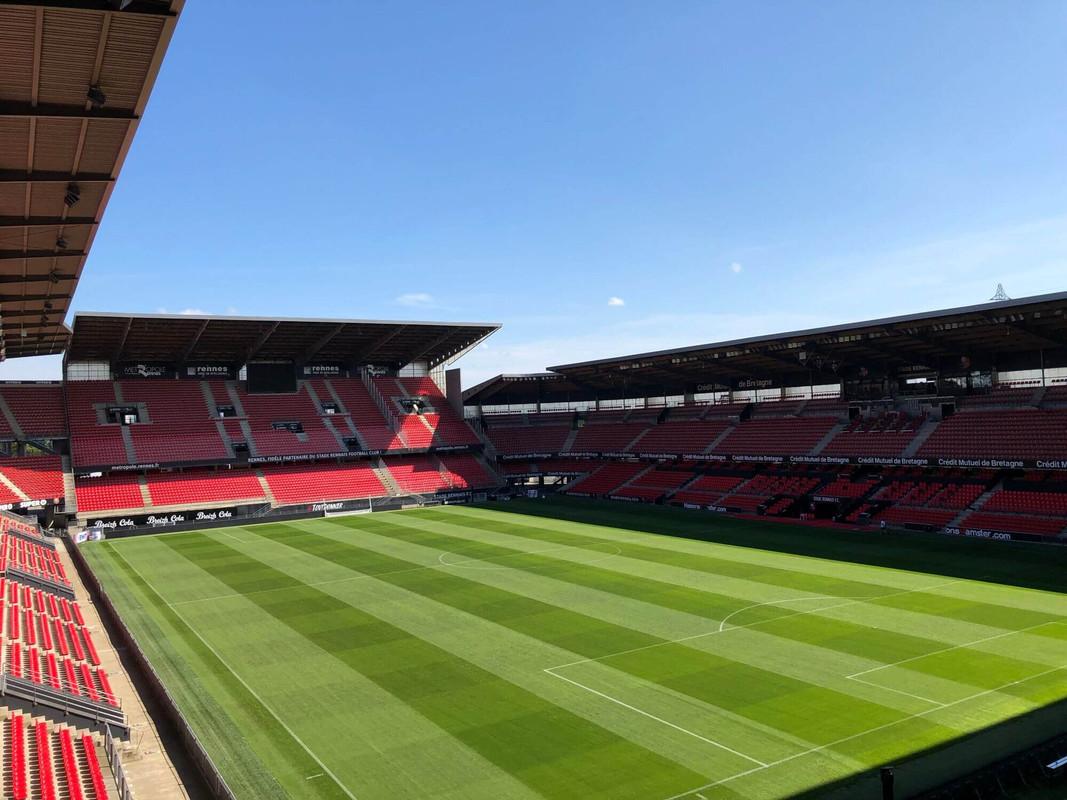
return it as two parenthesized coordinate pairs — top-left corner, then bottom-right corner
(80, 499), (1067, 800)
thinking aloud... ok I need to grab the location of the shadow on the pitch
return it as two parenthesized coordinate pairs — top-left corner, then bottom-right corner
(485, 496), (1067, 595)
(483, 496), (1067, 798)
(791, 693), (1067, 799)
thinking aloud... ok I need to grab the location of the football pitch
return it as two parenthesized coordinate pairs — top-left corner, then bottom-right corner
(80, 499), (1067, 800)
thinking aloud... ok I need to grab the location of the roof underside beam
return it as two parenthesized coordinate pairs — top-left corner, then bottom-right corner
(177, 318), (210, 364)
(359, 326), (406, 361)
(244, 322), (280, 364)
(985, 317), (1067, 349)
(0, 272), (75, 284)
(0, 250), (86, 261)
(0, 216), (97, 228)
(0, 293), (65, 303)
(300, 323), (346, 363)
(0, 101), (137, 122)
(0, 171), (113, 184)
(108, 317), (133, 363)
(409, 331), (457, 365)
(0, 0), (176, 15)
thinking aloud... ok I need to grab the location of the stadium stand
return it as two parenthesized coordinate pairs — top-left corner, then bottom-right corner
(74, 475), (144, 514)
(632, 419), (732, 454)
(324, 379), (407, 451)
(145, 470), (266, 506)
(564, 462), (647, 495)
(0, 385), (67, 439)
(437, 454), (495, 489)
(670, 474), (747, 506)
(120, 380), (230, 464)
(261, 462), (386, 506)
(0, 714), (117, 800)
(0, 458), (64, 503)
(919, 409), (1067, 461)
(484, 422), (572, 456)
(232, 382), (341, 457)
(610, 466), (692, 501)
(714, 416), (838, 455)
(65, 383), (130, 468)
(386, 457), (452, 494)
(821, 412), (923, 457)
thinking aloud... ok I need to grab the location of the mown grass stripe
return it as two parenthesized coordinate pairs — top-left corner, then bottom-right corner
(249, 522), (952, 752)
(94, 542), (350, 800)
(390, 508), (1067, 636)
(161, 532), (707, 800)
(407, 507), (906, 599)
(320, 514), (1004, 672)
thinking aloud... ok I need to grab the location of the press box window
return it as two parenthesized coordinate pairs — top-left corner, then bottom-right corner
(106, 406), (140, 425)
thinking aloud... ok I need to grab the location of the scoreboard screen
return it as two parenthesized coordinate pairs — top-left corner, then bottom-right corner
(247, 362), (297, 393)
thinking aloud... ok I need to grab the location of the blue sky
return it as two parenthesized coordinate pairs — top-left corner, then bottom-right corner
(6, 1), (1067, 384)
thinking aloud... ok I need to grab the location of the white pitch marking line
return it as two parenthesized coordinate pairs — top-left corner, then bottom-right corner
(306, 773), (324, 781)
(847, 616), (1066, 679)
(845, 675), (945, 707)
(119, 555), (361, 800)
(547, 577), (970, 672)
(661, 660), (1067, 800)
(544, 666), (767, 767)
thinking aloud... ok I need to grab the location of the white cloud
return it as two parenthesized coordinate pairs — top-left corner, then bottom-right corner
(180, 308), (206, 315)
(395, 292), (436, 308)
(729, 262), (743, 274)
(607, 296), (626, 307)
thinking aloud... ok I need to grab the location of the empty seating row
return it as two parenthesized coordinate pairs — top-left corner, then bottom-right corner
(919, 409), (1067, 461)
(0, 457), (65, 503)
(74, 476), (143, 514)
(486, 425), (571, 455)
(3, 642), (118, 706)
(145, 470), (265, 506)
(1, 714), (113, 800)
(564, 462), (647, 495)
(982, 489), (1067, 517)
(0, 535), (69, 589)
(378, 378), (481, 448)
(262, 462), (386, 505)
(610, 467), (692, 501)
(65, 382), (129, 468)
(119, 380), (230, 464)
(0, 385), (67, 439)
(957, 511), (1067, 537)
(385, 457), (451, 494)
(715, 417), (837, 455)
(437, 455), (495, 490)
(323, 379), (406, 451)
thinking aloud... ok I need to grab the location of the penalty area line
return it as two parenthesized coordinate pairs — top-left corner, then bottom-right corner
(660, 660), (1067, 800)
(543, 666), (767, 767)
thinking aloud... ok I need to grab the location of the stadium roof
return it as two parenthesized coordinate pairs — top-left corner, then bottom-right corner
(462, 373), (593, 406)
(0, 0), (183, 359)
(466, 291), (1067, 403)
(67, 312), (501, 369)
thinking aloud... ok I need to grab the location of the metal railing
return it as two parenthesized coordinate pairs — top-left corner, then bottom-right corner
(0, 673), (126, 730)
(104, 724), (135, 800)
